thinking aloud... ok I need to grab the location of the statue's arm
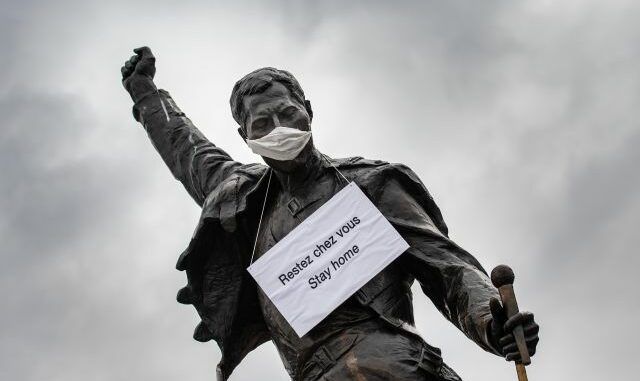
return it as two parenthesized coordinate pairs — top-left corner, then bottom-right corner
(376, 174), (502, 355)
(122, 47), (241, 206)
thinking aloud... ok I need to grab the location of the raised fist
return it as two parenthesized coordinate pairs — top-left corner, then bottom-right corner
(121, 46), (156, 94)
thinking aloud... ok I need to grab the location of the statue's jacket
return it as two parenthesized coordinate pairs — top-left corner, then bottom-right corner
(132, 88), (500, 380)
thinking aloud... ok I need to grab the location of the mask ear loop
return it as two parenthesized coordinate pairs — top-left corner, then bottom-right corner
(321, 153), (349, 185)
(249, 168), (273, 265)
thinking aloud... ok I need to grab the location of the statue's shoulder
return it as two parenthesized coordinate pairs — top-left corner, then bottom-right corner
(330, 156), (419, 184)
(331, 156), (448, 236)
(200, 163), (268, 227)
(208, 162), (267, 196)
(232, 162), (269, 181)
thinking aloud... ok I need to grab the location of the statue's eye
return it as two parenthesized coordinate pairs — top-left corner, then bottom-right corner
(252, 118), (268, 130)
(280, 106), (297, 119)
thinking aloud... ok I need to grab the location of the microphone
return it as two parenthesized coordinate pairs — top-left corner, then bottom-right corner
(491, 265), (531, 381)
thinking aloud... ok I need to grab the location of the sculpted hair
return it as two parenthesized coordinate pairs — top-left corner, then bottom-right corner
(230, 67), (306, 129)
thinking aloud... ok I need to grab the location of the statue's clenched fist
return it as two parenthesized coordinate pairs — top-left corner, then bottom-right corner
(121, 46), (157, 98)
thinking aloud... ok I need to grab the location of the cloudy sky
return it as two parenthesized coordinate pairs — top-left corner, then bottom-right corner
(1, 0), (638, 380)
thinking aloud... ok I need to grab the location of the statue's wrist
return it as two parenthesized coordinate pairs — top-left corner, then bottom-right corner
(125, 74), (157, 103)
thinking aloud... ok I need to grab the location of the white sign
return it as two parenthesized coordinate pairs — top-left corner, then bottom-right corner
(247, 182), (409, 337)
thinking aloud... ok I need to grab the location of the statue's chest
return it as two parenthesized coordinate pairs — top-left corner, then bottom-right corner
(261, 175), (340, 250)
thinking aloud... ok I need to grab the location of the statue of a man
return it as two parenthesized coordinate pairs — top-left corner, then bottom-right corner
(121, 47), (539, 381)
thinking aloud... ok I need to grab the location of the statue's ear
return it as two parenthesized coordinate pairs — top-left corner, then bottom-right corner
(305, 100), (313, 122)
(237, 127), (248, 142)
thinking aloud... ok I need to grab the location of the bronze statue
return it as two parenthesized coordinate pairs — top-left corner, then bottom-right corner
(121, 47), (539, 381)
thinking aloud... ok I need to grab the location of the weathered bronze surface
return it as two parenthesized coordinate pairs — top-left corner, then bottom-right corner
(121, 47), (539, 381)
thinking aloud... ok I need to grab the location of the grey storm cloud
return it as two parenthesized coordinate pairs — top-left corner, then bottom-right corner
(1, 1), (638, 380)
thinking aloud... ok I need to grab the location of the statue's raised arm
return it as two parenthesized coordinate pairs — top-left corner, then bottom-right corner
(121, 47), (242, 206)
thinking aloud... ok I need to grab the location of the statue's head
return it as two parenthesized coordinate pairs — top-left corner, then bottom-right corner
(230, 67), (314, 172)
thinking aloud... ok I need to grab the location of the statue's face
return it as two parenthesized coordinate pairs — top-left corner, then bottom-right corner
(242, 82), (313, 172)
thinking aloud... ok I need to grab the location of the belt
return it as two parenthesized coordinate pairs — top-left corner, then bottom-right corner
(298, 332), (362, 381)
(297, 321), (448, 381)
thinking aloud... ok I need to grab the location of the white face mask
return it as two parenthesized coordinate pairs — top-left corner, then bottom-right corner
(246, 126), (312, 161)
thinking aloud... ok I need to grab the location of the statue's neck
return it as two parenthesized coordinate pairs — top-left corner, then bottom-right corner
(273, 149), (325, 194)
